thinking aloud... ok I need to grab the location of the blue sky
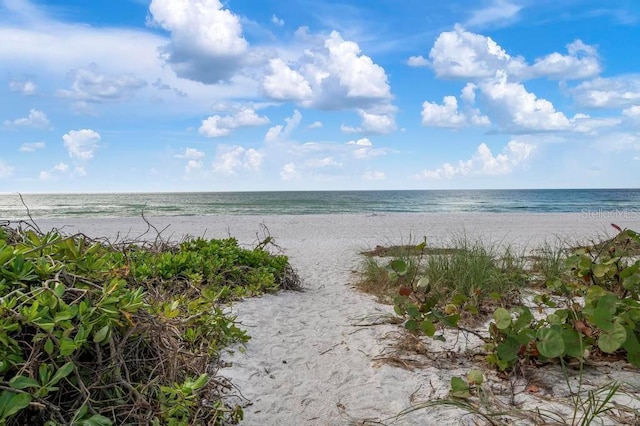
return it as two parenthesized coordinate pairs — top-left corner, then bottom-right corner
(1, 0), (640, 192)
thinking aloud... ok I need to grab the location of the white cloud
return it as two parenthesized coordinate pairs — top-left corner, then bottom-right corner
(429, 25), (526, 79)
(529, 40), (600, 80)
(306, 121), (323, 130)
(62, 129), (101, 160)
(263, 58), (313, 101)
(265, 110), (302, 142)
(199, 108), (269, 138)
(363, 170), (385, 180)
(19, 141), (45, 152)
(271, 14), (284, 27)
(570, 114), (621, 134)
(421, 95), (490, 128)
(0, 160), (14, 178)
(407, 55), (429, 67)
(185, 160), (202, 174)
(465, 0), (523, 28)
(148, 0), (248, 84)
(174, 147), (205, 160)
(346, 137), (387, 159)
(306, 156), (341, 168)
(262, 31), (396, 132)
(4, 109), (51, 129)
(9, 79), (37, 95)
(572, 76), (640, 108)
(623, 105), (640, 121)
(341, 108), (397, 134)
(414, 141), (534, 179)
(54, 162), (69, 172)
(57, 63), (147, 105)
(212, 146), (263, 174)
(429, 27), (599, 81)
(38, 162), (71, 180)
(280, 162), (299, 180)
(479, 71), (570, 132)
(347, 138), (372, 147)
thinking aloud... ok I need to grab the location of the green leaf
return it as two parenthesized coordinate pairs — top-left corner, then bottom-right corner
(561, 328), (586, 359)
(0, 392), (31, 420)
(494, 307), (511, 330)
(44, 338), (54, 355)
(537, 328), (565, 359)
(598, 322), (627, 353)
(9, 376), (40, 390)
(592, 263), (609, 278)
(59, 337), (77, 356)
(449, 377), (471, 398)
(80, 414), (113, 426)
(420, 319), (436, 337)
(466, 370), (483, 386)
(93, 325), (110, 343)
(496, 336), (520, 362)
(389, 259), (408, 276)
(404, 319), (418, 331)
(48, 362), (74, 387)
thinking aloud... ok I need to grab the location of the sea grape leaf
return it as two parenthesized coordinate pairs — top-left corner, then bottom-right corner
(494, 308), (511, 330)
(537, 328), (565, 359)
(420, 319), (436, 337)
(598, 322), (627, 353)
(449, 377), (470, 398)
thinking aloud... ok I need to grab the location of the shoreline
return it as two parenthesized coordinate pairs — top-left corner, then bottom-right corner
(27, 213), (640, 424)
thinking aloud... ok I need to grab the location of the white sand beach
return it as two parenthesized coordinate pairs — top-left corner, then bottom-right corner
(34, 213), (640, 425)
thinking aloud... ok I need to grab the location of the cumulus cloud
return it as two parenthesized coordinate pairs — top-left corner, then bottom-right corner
(57, 63), (147, 106)
(623, 105), (640, 121)
(429, 25), (526, 79)
(422, 88), (490, 128)
(175, 147), (205, 159)
(280, 162), (299, 180)
(19, 141), (45, 152)
(175, 148), (205, 173)
(529, 40), (600, 80)
(428, 26), (599, 81)
(346, 137), (387, 159)
(480, 71), (570, 132)
(263, 58), (313, 101)
(570, 113), (621, 134)
(413, 141), (534, 179)
(341, 108), (397, 134)
(62, 129), (101, 160)
(199, 107), (269, 138)
(4, 109), (51, 129)
(262, 31), (396, 133)
(306, 121), (323, 130)
(212, 145), (263, 174)
(407, 55), (429, 67)
(148, 0), (248, 83)
(572, 76), (640, 108)
(9, 78), (37, 95)
(265, 110), (302, 143)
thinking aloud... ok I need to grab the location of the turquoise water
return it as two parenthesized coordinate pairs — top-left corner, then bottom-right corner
(1, 189), (639, 219)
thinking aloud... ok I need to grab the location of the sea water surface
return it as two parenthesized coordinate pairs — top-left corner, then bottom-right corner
(1, 189), (639, 219)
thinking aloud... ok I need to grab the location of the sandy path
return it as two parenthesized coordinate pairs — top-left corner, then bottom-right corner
(33, 213), (640, 425)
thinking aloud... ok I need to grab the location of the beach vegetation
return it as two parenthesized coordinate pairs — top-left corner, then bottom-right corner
(0, 221), (300, 425)
(358, 225), (640, 425)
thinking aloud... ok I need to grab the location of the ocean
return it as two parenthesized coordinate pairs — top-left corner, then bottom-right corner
(1, 189), (639, 219)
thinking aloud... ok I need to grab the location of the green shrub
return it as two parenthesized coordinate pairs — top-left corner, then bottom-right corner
(0, 223), (300, 425)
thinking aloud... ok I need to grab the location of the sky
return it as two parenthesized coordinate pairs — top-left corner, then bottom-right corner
(1, 0), (640, 193)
